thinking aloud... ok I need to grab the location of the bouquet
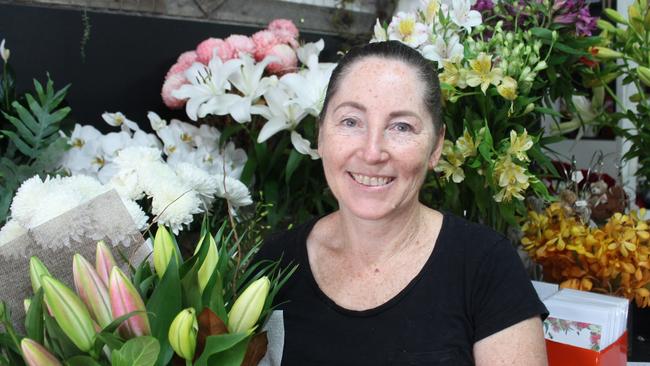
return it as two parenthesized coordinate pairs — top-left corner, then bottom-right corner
(0, 219), (294, 365)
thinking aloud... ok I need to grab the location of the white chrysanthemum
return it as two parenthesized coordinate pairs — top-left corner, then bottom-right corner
(0, 220), (27, 246)
(107, 170), (144, 201)
(150, 182), (203, 234)
(120, 198), (149, 231)
(174, 162), (217, 202)
(114, 146), (163, 172)
(10, 176), (50, 226)
(138, 161), (182, 196)
(61, 175), (108, 201)
(213, 174), (253, 208)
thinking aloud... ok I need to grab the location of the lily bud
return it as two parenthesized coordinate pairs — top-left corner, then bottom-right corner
(0, 39), (9, 63)
(109, 267), (151, 339)
(24, 299), (31, 313)
(637, 66), (650, 87)
(153, 225), (178, 279)
(95, 240), (117, 286)
(523, 103), (536, 115)
(597, 19), (617, 33)
(73, 254), (113, 328)
(629, 4), (645, 34)
(228, 276), (270, 334)
(41, 276), (95, 352)
(21, 338), (62, 366)
(194, 234), (219, 293)
(168, 308), (198, 361)
(29, 257), (52, 293)
(533, 61), (547, 72)
(604, 8), (628, 24)
(590, 46), (624, 60)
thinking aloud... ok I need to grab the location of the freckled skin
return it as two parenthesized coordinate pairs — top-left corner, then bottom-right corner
(318, 57), (441, 221)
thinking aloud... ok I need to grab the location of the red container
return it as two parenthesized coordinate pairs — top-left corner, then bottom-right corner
(546, 331), (627, 366)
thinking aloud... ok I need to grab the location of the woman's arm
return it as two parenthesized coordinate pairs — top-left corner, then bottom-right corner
(473, 316), (547, 366)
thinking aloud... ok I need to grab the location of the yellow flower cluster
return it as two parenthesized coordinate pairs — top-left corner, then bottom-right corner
(522, 203), (650, 307)
(434, 129), (479, 183)
(440, 52), (518, 101)
(492, 130), (533, 202)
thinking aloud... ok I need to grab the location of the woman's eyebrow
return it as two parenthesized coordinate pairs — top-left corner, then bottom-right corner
(334, 101), (366, 113)
(388, 110), (421, 120)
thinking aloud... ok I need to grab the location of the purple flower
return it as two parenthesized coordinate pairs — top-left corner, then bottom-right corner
(552, 0), (596, 36)
(472, 0), (495, 12)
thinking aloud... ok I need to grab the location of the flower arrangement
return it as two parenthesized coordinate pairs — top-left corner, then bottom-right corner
(521, 202), (650, 307)
(0, 220), (294, 365)
(371, 0), (600, 233)
(160, 20), (338, 228)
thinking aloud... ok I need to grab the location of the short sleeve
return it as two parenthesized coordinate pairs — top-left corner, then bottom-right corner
(471, 238), (548, 342)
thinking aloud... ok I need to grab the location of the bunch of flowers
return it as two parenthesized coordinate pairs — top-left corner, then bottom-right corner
(521, 203), (650, 307)
(371, 0), (599, 232)
(161, 20), (338, 228)
(0, 221), (293, 365)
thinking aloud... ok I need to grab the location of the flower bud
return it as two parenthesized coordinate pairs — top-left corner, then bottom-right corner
(194, 234), (219, 293)
(41, 276), (95, 352)
(597, 19), (617, 33)
(109, 267), (151, 339)
(637, 66), (650, 87)
(228, 276), (270, 334)
(73, 254), (112, 328)
(21, 338), (62, 366)
(590, 46), (624, 60)
(523, 103), (536, 115)
(533, 61), (547, 72)
(604, 8), (628, 24)
(29, 257), (52, 293)
(153, 225), (178, 279)
(629, 3), (645, 34)
(95, 240), (117, 286)
(24, 299), (31, 314)
(0, 39), (9, 63)
(168, 308), (198, 360)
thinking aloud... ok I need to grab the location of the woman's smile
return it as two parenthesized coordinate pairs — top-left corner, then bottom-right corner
(348, 172), (395, 187)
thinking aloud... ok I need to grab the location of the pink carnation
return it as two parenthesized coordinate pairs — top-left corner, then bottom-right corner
(196, 38), (236, 64)
(252, 30), (280, 62)
(268, 19), (299, 48)
(265, 43), (297, 75)
(166, 51), (198, 77)
(225, 35), (256, 58)
(161, 72), (188, 109)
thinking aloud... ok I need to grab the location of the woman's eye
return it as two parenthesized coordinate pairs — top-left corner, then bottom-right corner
(392, 122), (413, 133)
(341, 118), (357, 127)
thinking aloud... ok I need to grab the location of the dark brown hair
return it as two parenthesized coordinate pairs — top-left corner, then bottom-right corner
(319, 40), (443, 134)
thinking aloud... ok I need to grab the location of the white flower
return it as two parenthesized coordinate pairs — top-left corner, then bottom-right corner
(138, 161), (180, 196)
(291, 131), (319, 160)
(114, 146), (163, 172)
(172, 57), (242, 121)
(10, 176), (52, 227)
(387, 12), (429, 48)
(296, 40), (325, 66)
(102, 112), (140, 133)
(150, 182), (203, 234)
(257, 86), (307, 143)
(370, 19), (388, 43)
(449, 0), (481, 32)
(147, 111), (167, 131)
(119, 198), (148, 231)
(195, 124), (221, 148)
(420, 0), (443, 24)
(60, 124), (104, 176)
(213, 174), (253, 208)
(280, 53), (336, 117)
(174, 162), (218, 203)
(132, 130), (163, 150)
(107, 170), (143, 200)
(227, 54), (278, 123)
(157, 120), (198, 159)
(421, 34), (464, 67)
(0, 39), (9, 63)
(62, 174), (108, 200)
(0, 220), (26, 246)
(100, 131), (132, 161)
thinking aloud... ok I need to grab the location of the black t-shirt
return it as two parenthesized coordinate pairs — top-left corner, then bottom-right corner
(256, 211), (548, 365)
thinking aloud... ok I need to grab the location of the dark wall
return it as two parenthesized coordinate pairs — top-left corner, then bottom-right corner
(0, 3), (344, 131)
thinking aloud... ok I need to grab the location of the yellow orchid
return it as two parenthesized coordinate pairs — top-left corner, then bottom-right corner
(466, 53), (503, 94)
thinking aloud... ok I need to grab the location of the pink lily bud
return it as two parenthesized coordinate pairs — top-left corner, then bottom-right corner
(95, 240), (117, 286)
(21, 338), (62, 366)
(109, 267), (151, 339)
(73, 254), (113, 328)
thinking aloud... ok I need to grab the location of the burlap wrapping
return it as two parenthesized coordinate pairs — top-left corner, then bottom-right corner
(0, 190), (151, 331)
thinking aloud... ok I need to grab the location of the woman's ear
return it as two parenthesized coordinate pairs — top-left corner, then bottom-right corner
(428, 125), (446, 170)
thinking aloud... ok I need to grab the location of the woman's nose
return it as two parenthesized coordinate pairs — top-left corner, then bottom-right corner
(359, 129), (389, 164)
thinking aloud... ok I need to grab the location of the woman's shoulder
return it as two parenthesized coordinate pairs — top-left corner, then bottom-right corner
(437, 210), (512, 256)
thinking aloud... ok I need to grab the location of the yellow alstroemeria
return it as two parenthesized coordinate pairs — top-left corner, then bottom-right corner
(434, 141), (465, 183)
(497, 76), (518, 101)
(455, 129), (479, 158)
(440, 61), (468, 89)
(421, 0), (440, 24)
(466, 53), (503, 94)
(507, 129), (533, 161)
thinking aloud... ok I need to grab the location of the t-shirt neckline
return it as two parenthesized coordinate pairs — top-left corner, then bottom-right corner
(298, 211), (449, 317)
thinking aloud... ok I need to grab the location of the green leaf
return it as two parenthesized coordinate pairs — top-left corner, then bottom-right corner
(530, 27), (553, 40)
(64, 355), (103, 366)
(95, 332), (124, 351)
(111, 336), (160, 366)
(206, 336), (249, 366)
(146, 258), (181, 366)
(25, 289), (45, 344)
(194, 333), (249, 366)
(553, 42), (585, 55)
(285, 149), (303, 183)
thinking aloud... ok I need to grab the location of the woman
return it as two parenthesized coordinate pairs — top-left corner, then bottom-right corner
(257, 41), (548, 365)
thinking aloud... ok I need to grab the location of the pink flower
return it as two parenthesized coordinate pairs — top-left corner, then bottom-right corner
(252, 30), (280, 62)
(226, 35), (256, 57)
(166, 51), (198, 77)
(162, 72), (188, 109)
(268, 19), (299, 48)
(265, 43), (297, 75)
(196, 38), (235, 64)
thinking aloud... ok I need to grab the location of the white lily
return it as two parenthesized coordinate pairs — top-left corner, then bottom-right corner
(1, 39), (10, 63)
(370, 19), (388, 43)
(147, 111), (167, 131)
(449, 0), (482, 32)
(280, 54), (336, 117)
(172, 56), (242, 121)
(257, 86), (308, 142)
(227, 54), (278, 123)
(296, 39), (325, 66)
(421, 34), (464, 68)
(291, 131), (319, 160)
(102, 112), (140, 134)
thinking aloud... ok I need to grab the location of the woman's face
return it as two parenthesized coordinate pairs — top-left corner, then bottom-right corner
(318, 57), (443, 221)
